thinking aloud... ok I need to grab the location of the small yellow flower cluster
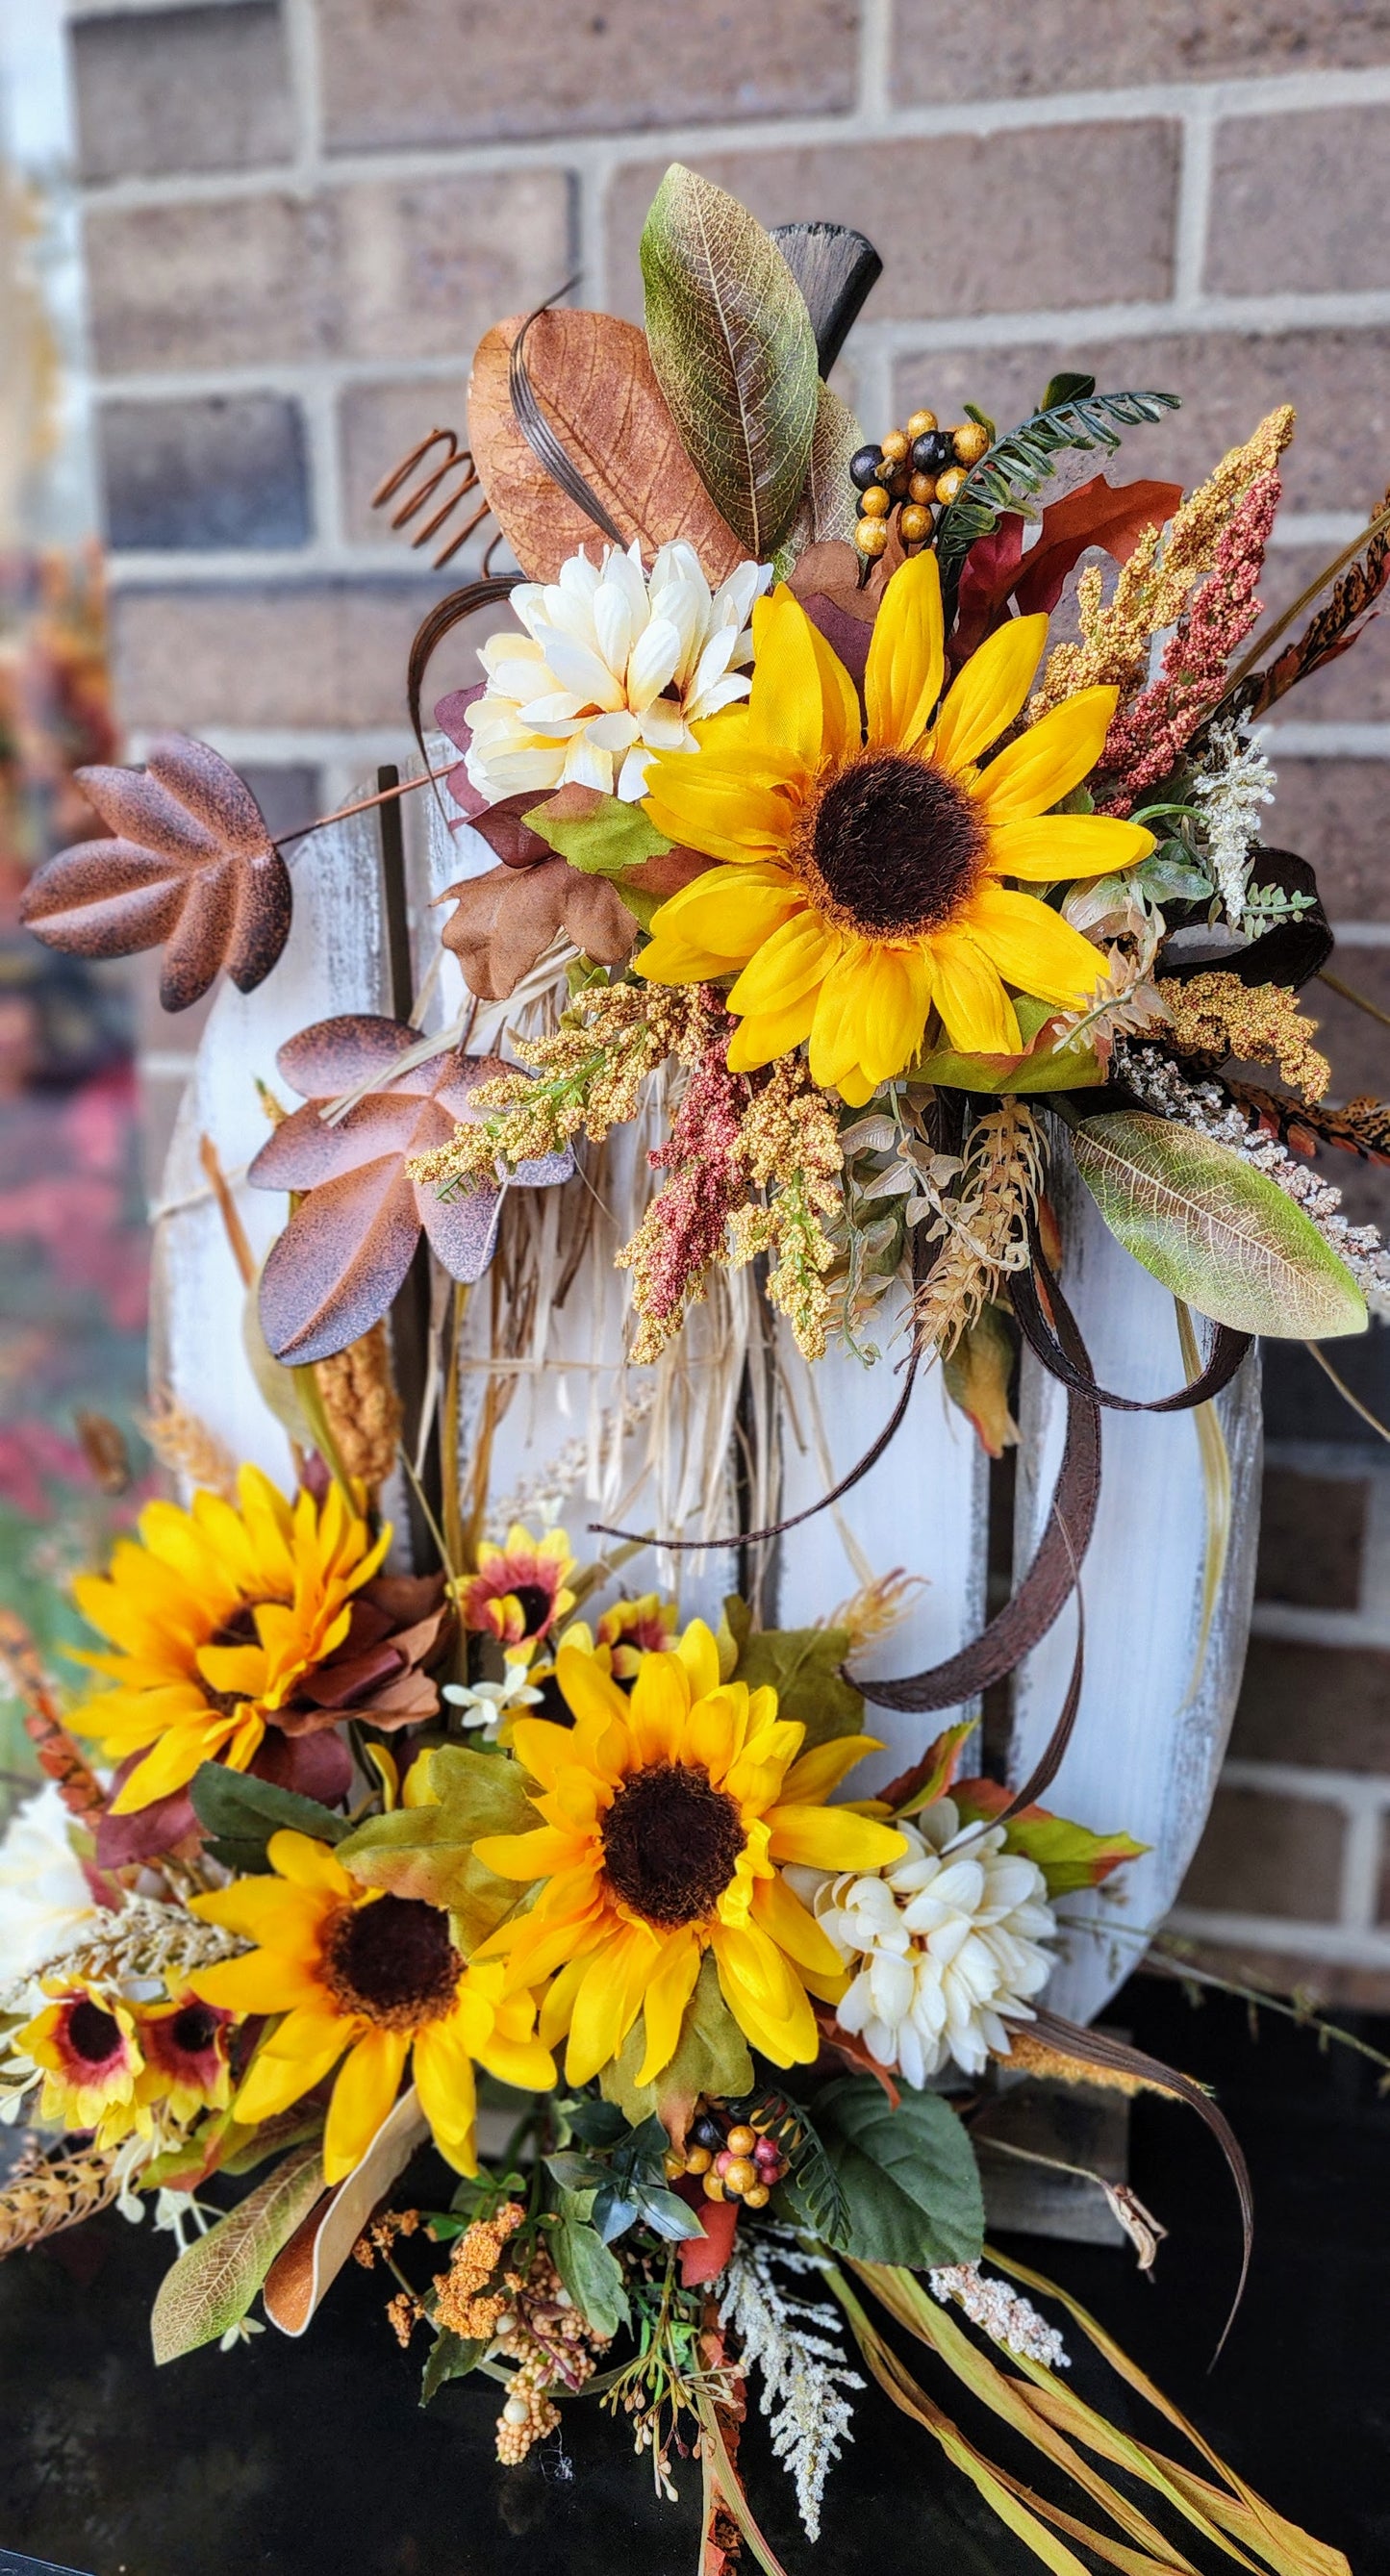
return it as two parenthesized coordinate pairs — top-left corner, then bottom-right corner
(1028, 407), (1296, 719)
(409, 983), (708, 1196)
(433, 2197), (525, 2340)
(728, 1058), (845, 1362)
(1157, 970), (1331, 1103)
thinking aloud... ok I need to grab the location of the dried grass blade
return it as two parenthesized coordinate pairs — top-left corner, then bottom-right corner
(989, 2248), (1350, 2576)
(691, 2387), (792, 2576)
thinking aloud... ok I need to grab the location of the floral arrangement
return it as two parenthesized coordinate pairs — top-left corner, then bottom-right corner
(4, 162), (1381, 2571)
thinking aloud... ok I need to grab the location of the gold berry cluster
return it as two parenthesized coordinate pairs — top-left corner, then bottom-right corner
(493, 2240), (609, 2464)
(664, 2104), (786, 2208)
(850, 409), (991, 564)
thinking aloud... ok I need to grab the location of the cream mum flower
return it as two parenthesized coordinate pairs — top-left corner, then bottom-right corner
(0, 1780), (96, 1983)
(463, 541), (771, 805)
(794, 1796), (1055, 2085)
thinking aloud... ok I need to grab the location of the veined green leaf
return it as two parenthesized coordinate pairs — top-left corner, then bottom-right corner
(150, 2144), (324, 2363)
(1071, 1111), (1368, 1339)
(777, 379), (864, 574)
(641, 164), (820, 559)
(722, 1594), (865, 1748)
(913, 996), (1105, 1096)
(523, 793), (670, 879)
(812, 2078), (984, 2267)
(600, 1952), (753, 2129)
(337, 1745), (537, 1953)
(188, 1761), (349, 1876)
(551, 2214), (630, 2340)
(420, 2328), (486, 2405)
(951, 1779), (1147, 1894)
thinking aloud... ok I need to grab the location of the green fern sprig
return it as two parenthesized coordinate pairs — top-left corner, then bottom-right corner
(935, 388), (1181, 596)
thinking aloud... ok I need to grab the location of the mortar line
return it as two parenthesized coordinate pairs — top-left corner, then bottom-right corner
(1173, 96), (1215, 306)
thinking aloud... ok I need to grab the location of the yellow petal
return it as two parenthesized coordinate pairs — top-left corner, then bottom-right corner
(188, 1946), (324, 2016)
(675, 1620), (722, 1704)
(413, 2017), (478, 2158)
(323, 2027), (410, 2184)
(711, 1921), (819, 2065)
(750, 1871), (847, 1980)
(636, 1930), (702, 2085)
(926, 930), (1023, 1055)
(644, 765), (797, 867)
(189, 1875), (328, 1945)
(725, 988), (820, 1071)
(470, 1824), (581, 1881)
(779, 1734), (884, 1806)
(647, 863), (803, 965)
(972, 685), (1119, 824)
(266, 1831), (354, 1895)
(965, 883), (1109, 1008)
(930, 614), (1049, 775)
(748, 588), (834, 773)
(858, 944), (934, 1085)
(986, 814), (1155, 882)
(508, 1714), (588, 1791)
(555, 1645), (629, 1734)
(803, 607), (863, 768)
(866, 547), (945, 751)
(726, 908), (837, 1016)
(625, 1650), (691, 1766)
(565, 1922), (659, 2086)
(235, 2022), (347, 2125)
(111, 1718), (249, 1812)
(766, 1805), (908, 1870)
(808, 944), (878, 1092)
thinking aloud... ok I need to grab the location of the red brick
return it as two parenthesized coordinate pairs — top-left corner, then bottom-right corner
(892, 0), (1390, 101)
(1231, 1643), (1390, 1770)
(1207, 108), (1390, 298)
(319, 0), (860, 149)
(606, 127), (1180, 328)
(84, 172), (572, 374)
(894, 330), (1390, 519)
(110, 580), (504, 733)
(71, 2), (292, 184)
(1255, 1466), (1367, 1609)
(1271, 762), (1390, 922)
(1179, 1787), (1345, 1920)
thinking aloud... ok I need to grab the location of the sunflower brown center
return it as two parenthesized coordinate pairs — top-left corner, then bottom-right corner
(168, 2003), (221, 2058)
(322, 1895), (462, 2032)
(803, 752), (987, 938)
(67, 1999), (122, 2067)
(600, 1762), (746, 1930)
(511, 1583), (554, 1636)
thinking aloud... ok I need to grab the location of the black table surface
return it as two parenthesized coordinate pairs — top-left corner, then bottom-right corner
(0, 1973), (1384, 2576)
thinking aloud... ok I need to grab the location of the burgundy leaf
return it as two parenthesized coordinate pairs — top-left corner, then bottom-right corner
(468, 792), (554, 869)
(252, 1728), (353, 1806)
(434, 682), (487, 821)
(953, 474), (1183, 659)
(249, 1013), (571, 1362)
(20, 733), (292, 1011)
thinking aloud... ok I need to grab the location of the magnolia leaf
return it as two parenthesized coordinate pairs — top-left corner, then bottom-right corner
(1071, 1110), (1369, 1339)
(551, 2213), (630, 2339)
(421, 2327), (487, 2405)
(599, 1953), (753, 2141)
(20, 733), (291, 1011)
(337, 1744), (537, 1954)
(779, 380), (864, 573)
(952, 1777), (1147, 1894)
(811, 2078), (984, 2268)
(468, 308), (745, 586)
(263, 2087), (429, 2336)
(523, 787), (670, 878)
(943, 1303), (1020, 1461)
(188, 1761), (350, 1871)
(722, 1595), (864, 1749)
(150, 2143), (324, 2363)
(248, 1016), (571, 1363)
(882, 1720), (977, 1821)
(641, 164), (820, 560)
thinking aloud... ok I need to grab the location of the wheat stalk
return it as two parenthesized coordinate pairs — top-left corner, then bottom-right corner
(141, 1394), (239, 1499)
(912, 1102), (1045, 1358)
(0, 2141), (123, 2258)
(0, 1896), (246, 2019)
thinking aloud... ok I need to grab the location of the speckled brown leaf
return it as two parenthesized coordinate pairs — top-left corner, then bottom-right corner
(440, 844), (709, 1001)
(248, 1014), (571, 1364)
(468, 309), (746, 585)
(20, 733), (292, 1011)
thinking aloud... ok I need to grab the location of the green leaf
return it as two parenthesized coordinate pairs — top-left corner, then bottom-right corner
(892, 1720), (976, 1820)
(1070, 1110), (1369, 1339)
(337, 1744), (538, 1954)
(723, 1595), (865, 1750)
(1040, 370), (1097, 411)
(523, 792), (670, 879)
(420, 2328), (486, 2406)
(810, 2079), (984, 2268)
(912, 995), (1105, 1096)
(599, 1952), (753, 2129)
(550, 2215), (630, 2340)
(188, 1763), (349, 1874)
(777, 379), (864, 573)
(150, 2144), (324, 2363)
(641, 163), (820, 559)
(950, 1778), (1147, 1894)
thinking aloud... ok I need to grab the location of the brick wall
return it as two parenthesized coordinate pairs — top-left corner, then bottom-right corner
(66, 0), (1390, 1998)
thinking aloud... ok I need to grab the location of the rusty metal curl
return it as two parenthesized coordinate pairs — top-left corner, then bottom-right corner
(370, 426), (493, 568)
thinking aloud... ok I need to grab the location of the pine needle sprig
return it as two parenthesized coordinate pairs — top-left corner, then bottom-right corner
(935, 389), (1180, 594)
(911, 1102), (1046, 1358)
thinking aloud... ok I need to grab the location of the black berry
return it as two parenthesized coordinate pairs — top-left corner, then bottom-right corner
(849, 445), (885, 492)
(911, 430), (954, 475)
(692, 2112), (724, 2151)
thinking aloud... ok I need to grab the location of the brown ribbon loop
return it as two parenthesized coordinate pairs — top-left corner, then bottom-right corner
(1012, 1230), (1252, 1414)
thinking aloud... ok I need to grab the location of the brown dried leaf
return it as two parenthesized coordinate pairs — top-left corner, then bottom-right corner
(248, 1014), (571, 1363)
(20, 733), (291, 1011)
(468, 309), (746, 585)
(439, 856), (640, 1000)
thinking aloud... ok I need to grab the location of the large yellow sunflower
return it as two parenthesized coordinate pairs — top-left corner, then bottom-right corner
(471, 1619), (906, 2086)
(72, 1467), (389, 1814)
(190, 1831), (555, 2182)
(636, 551), (1154, 1105)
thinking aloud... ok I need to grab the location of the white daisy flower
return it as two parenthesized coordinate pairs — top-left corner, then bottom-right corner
(442, 1654), (543, 1737)
(0, 1780), (96, 1984)
(462, 540), (771, 806)
(791, 1797), (1055, 2087)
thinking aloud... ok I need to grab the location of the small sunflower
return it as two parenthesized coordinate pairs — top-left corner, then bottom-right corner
(136, 1993), (236, 2125)
(636, 551), (1155, 1104)
(189, 1832), (555, 2183)
(16, 1983), (147, 2145)
(471, 1619), (906, 2086)
(72, 1468), (399, 1817)
(595, 1593), (681, 1679)
(457, 1524), (577, 1655)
